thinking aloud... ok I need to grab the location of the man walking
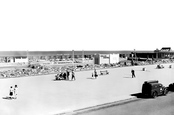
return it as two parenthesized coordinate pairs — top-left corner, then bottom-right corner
(94, 69), (98, 79)
(9, 86), (13, 99)
(71, 70), (76, 81)
(131, 69), (136, 78)
(66, 70), (70, 80)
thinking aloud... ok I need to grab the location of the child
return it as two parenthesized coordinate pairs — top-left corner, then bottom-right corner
(13, 85), (18, 99)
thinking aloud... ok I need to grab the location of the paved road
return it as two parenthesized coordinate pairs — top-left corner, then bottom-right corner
(0, 63), (174, 115)
(76, 92), (174, 115)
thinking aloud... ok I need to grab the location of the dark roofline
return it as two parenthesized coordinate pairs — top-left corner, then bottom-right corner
(161, 47), (171, 49)
(0, 50), (174, 57)
(0, 51), (27, 57)
(28, 50), (133, 56)
(0, 50), (132, 57)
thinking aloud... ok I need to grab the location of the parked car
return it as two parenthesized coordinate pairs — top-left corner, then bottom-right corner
(142, 80), (168, 98)
(168, 83), (174, 91)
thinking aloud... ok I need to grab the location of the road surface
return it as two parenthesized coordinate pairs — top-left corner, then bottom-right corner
(0, 63), (174, 115)
(76, 92), (174, 115)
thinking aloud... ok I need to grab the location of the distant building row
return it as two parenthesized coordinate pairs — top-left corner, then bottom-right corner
(0, 47), (173, 64)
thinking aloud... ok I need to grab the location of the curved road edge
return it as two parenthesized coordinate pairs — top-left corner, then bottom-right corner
(55, 96), (140, 115)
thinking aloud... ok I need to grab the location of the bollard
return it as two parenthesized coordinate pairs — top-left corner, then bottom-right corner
(142, 67), (146, 71)
(169, 65), (172, 68)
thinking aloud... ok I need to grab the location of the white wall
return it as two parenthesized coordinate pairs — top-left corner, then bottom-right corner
(15, 58), (28, 63)
(99, 54), (110, 64)
(109, 54), (119, 63)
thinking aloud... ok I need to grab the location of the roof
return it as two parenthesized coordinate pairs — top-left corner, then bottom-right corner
(0, 50), (133, 57)
(161, 47), (171, 51)
(0, 51), (27, 57)
(0, 49), (174, 57)
(134, 51), (154, 53)
(161, 47), (171, 50)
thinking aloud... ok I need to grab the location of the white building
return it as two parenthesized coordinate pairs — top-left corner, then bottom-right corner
(94, 54), (119, 64)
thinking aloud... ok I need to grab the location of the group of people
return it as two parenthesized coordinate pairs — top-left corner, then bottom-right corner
(55, 70), (76, 81)
(92, 69), (136, 79)
(156, 64), (165, 69)
(1, 58), (174, 80)
(9, 85), (18, 99)
(92, 68), (136, 79)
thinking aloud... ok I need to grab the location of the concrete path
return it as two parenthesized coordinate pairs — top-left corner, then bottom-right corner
(0, 63), (174, 115)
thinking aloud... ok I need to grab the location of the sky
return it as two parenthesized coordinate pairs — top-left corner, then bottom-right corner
(0, 0), (174, 51)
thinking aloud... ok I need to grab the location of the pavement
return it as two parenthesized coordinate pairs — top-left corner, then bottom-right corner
(57, 96), (138, 115)
(0, 63), (174, 115)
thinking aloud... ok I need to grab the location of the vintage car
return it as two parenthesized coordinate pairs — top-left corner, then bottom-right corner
(142, 80), (168, 98)
(168, 83), (174, 91)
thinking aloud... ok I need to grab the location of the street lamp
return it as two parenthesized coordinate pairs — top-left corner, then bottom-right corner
(72, 50), (75, 70)
(134, 49), (138, 62)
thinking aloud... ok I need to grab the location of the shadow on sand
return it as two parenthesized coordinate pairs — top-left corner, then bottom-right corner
(123, 76), (133, 78)
(87, 77), (96, 80)
(136, 70), (150, 72)
(2, 97), (13, 100)
(52, 79), (64, 81)
(52, 79), (73, 81)
(131, 93), (150, 99)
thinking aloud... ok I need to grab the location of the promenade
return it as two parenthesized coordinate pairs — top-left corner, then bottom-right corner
(0, 63), (174, 115)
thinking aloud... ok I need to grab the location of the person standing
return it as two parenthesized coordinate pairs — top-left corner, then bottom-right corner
(131, 69), (136, 78)
(66, 70), (70, 80)
(13, 85), (18, 99)
(9, 86), (13, 99)
(63, 72), (66, 80)
(55, 73), (59, 80)
(71, 70), (76, 81)
(94, 69), (98, 79)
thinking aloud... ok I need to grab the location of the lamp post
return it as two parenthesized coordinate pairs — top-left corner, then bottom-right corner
(27, 50), (29, 65)
(131, 52), (134, 66)
(72, 50), (75, 70)
(134, 49), (138, 63)
(82, 50), (84, 63)
(155, 48), (159, 60)
(134, 49), (135, 63)
(93, 53), (96, 70)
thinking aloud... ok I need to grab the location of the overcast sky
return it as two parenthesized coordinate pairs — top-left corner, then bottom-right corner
(0, 0), (174, 51)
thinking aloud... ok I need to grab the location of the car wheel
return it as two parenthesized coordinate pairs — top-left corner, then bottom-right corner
(152, 92), (158, 98)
